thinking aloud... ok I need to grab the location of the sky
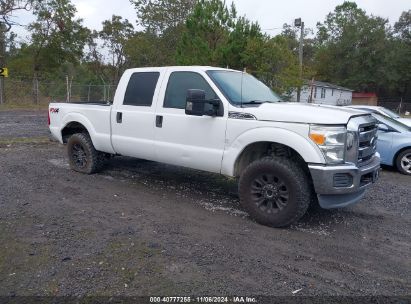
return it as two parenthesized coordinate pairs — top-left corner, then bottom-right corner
(10, 0), (411, 42)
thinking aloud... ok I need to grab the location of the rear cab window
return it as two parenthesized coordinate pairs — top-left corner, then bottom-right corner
(123, 72), (160, 106)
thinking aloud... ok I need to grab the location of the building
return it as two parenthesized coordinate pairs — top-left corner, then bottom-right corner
(352, 92), (378, 106)
(290, 81), (353, 106)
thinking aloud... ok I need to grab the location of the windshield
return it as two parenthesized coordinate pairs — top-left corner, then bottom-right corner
(379, 107), (400, 119)
(207, 70), (281, 105)
(373, 113), (411, 132)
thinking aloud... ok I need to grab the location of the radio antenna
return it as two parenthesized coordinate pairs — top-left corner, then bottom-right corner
(240, 67), (246, 108)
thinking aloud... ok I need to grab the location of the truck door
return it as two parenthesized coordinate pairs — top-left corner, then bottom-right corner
(154, 70), (228, 173)
(111, 70), (164, 160)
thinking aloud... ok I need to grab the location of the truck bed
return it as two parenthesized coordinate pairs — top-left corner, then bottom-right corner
(48, 102), (114, 154)
(62, 101), (111, 106)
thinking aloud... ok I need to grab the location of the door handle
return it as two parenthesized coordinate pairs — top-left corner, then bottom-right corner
(156, 115), (163, 128)
(116, 112), (122, 123)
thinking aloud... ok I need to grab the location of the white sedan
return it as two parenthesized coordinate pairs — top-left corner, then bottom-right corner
(348, 105), (411, 127)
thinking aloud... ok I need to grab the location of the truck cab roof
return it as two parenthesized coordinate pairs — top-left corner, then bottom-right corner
(124, 66), (239, 73)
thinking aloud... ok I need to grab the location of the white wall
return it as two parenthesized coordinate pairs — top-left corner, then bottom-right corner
(290, 85), (352, 106)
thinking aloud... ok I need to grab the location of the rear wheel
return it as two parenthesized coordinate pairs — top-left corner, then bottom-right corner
(67, 133), (105, 174)
(239, 157), (311, 227)
(396, 149), (411, 175)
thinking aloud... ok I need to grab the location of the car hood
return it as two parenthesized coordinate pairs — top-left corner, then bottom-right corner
(245, 103), (368, 124)
(398, 117), (411, 127)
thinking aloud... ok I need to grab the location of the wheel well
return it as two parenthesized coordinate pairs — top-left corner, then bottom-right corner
(393, 146), (411, 166)
(234, 142), (310, 178)
(61, 122), (89, 143)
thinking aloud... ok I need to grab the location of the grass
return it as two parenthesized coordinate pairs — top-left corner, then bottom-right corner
(96, 239), (180, 295)
(0, 102), (49, 111)
(0, 222), (53, 295)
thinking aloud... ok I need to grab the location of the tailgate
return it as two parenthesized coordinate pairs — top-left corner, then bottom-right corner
(48, 103), (65, 142)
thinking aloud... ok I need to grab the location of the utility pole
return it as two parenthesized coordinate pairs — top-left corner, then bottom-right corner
(0, 77), (4, 105)
(0, 22), (6, 105)
(295, 18), (304, 103)
(66, 75), (69, 102)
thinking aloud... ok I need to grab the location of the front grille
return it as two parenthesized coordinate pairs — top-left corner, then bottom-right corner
(346, 115), (378, 166)
(357, 122), (378, 166)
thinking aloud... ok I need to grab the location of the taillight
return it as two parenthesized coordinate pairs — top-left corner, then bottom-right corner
(47, 109), (50, 126)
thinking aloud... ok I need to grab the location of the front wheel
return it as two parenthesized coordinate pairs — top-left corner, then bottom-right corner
(239, 157), (311, 227)
(67, 133), (105, 174)
(396, 149), (411, 175)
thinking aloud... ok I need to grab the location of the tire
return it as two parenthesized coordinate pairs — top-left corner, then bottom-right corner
(239, 157), (311, 227)
(395, 149), (411, 175)
(67, 133), (105, 174)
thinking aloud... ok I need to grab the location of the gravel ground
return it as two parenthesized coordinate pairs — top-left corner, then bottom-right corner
(0, 110), (410, 297)
(0, 109), (49, 139)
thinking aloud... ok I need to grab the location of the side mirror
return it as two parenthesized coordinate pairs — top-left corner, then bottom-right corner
(378, 123), (389, 132)
(185, 89), (223, 117)
(185, 89), (206, 116)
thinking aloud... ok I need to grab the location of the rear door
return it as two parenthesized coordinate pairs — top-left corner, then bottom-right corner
(111, 69), (164, 160)
(153, 69), (228, 173)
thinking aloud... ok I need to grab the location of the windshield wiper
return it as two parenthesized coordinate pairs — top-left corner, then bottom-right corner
(241, 100), (267, 105)
(241, 100), (281, 105)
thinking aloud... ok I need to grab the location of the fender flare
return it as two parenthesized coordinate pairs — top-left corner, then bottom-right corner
(221, 127), (325, 176)
(61, 112), (98, 146)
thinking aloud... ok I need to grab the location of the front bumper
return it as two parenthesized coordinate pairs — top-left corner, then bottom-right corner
(308, 154), (381, 209)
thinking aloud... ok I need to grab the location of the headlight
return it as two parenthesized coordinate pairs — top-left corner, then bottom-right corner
(309, 125), (347, 164)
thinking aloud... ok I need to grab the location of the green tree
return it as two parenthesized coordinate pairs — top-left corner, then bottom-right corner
(223, 16), (262, 69)
(130, 0), (196, 34)
(242, 35), (301, 94)
(393, 10), (410, 41)
(280, 23), (316, 79)
(315, 1), (389, 92)
(6, 43), (33, 77)
(177, 0), (300, 94)
(383, 11), (411, 98)
(0, 0), (36, 67)
(84, 30), (105, 79)
(176, 0), (236, 66)
(1, 1), (36, 32)
(125, 31), (174, 67)
(6, 0), (90, 102)
(28, 0), (90, 76)
(128, 0), (195, 66)
(80, 30), (115, 88)
(99, 15), (134, 84)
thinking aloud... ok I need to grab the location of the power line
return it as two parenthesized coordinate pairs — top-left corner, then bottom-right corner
(262, 27), (282, 31)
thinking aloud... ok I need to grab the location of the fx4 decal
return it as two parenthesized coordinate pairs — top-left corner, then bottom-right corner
(50, 108), (59, 113)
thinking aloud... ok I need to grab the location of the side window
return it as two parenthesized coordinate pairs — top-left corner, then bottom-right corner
(123, 72), (160, 106)
(321, 88), (326, 99)
(164, 72), (217, 109)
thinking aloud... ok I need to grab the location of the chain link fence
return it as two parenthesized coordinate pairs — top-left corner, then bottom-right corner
(0, 77), (116, 105)
(1, 77), (411, 118)
(378, 98), (411, 116)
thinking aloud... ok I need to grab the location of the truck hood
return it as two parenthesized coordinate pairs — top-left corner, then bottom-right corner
(246, 103), (367, 125)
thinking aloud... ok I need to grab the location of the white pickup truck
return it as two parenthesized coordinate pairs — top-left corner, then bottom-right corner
(49, 66), (380, 227)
